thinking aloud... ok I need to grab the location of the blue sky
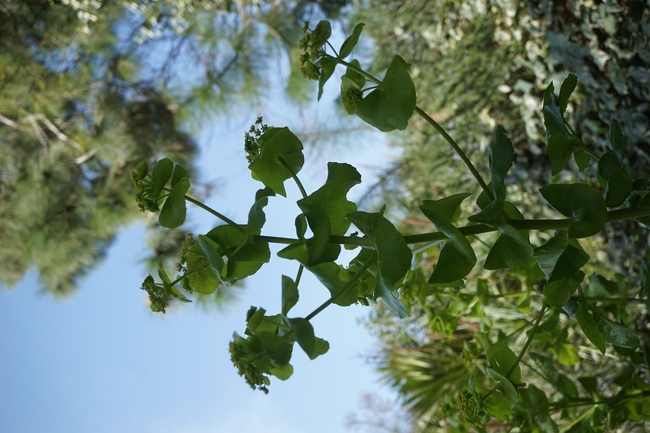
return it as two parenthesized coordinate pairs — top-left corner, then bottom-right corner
(0, 46), (405, 432)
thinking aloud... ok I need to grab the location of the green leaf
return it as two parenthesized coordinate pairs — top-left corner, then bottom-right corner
(420, 197), (476, 286)
(347, 211), (412, 317)
(486, 341), (521, 383)
(543, 83), (569, 137)
(547, 134), (578, 176)
(484, 391), (513, 421)
(288, 318), (328, 360)
(150, 158), (173, 198)
(339, 23), (364, 59)
(256, 331), (293, 366)
(281, 275), (299, 316)
(608, 119), (625, 157)
(343, 60), (366, 88)
(533, 232), (568, 277)
(269, 363), (293, 380)
(576, 297), (606, 354)
(317, 56), (337, 101)
(310, 20), (331, 47)
(171, 163), (189, 187)
(248, 127), (304, 197)
(605, 167), (633, 207)
(558, 73), (577, 114)
(597, 319), (640, 348)
(204, 225), (270, 282)
(356, 55), (416, 132)
(278, 242), (360, 306)
(159, 178), (189, 228)
(288, 318), (314, 357)
(486, 367), (518, 407)
(598, 150), (623, 185)
(574, 148), (590, 172)
(484, 203), (533, 270)
(297, 162), (361, 265)
(186, 245), (221, 294)
(135, 162), (148, 179)
(539, 183), (607, 238)
(556, 343), (580, 366)
(197, 235), (225, 282)
(543, 241), (589, 307)
(469, 126), (513, 222)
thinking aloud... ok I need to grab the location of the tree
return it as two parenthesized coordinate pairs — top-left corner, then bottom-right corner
(0, 0), (345, 295)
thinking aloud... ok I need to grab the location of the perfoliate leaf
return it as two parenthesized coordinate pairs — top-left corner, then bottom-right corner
(256, 331), (293, 366)
(543, 83), (569, 137)
(150, 158), (173, 198)
(558, 73), (578, 114)
(608, 119), (625, 157)
(420, 197), (476, 286)
(597, 150), (623, 186)
(486, 367), (518, 407)
(484, 391), (513, 421)
(356, 55), (416, 132)
(310, 20), (331, 47)
(605, 167), (633, 207)
(248, 127), (304, 197)
(469, 127), (513, 222)
(576, 297), (606, 354)
(533, 232), (568, 277)
(159, 178), (189, 228)
(269, 363), (293, 380)
(171, 163), (189, 187)
(281, 275), (299, 316)
(198, 235), (225, 282)
(486, 341), (521, 384)
(318, 57), (337, 101)
(339, 23), (365, 59)
(544, 270), (584, 307)
(288, 318), (315, 357)
(539, 183), (607, 238)
(573, 148), (590, 172)
(597, 319), (640, 348)
(347, 211), (412, 317)
(547, 134), (578, 176)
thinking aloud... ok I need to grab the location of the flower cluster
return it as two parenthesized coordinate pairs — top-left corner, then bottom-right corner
(457, 388), (484, 428)
(130, 164), (159, 213)
(299, 21), (331, 80)
(229, 333), (271, 394)
(176, 233), (196, 293)
(244, 117), (268, 163)
(140, 275), (167, 313)
(342, 87), (363, 109)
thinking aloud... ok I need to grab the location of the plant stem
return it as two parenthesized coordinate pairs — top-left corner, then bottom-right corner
(331, 56), (383, 85)
(505, 301), (548, 379)
(305, 251), (377, 321)
(184, 195), (245, 233)
(414, 106), (493, 200)
(295, 265), (304, 287)
(278, 155), (308, 199)
(565, 121), (600, 162)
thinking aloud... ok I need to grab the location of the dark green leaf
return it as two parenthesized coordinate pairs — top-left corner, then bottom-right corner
(198, 234), (225, 281)
(420, 198), (476, 285)
(546, 134), (577, 176)
(159, 178), (189, 228)
(598, 150), (623, 185)
(256, 331), (293, 366)
(248, 127), (304, 197)
(487, 367), (518, 407)
(605, 167), (633, 207)
(558, 73), (577, 114)
(295, 214), (308, 240)
(150, 158), (173, 197)
(135, 162), (148, 179)
(574, 148), (590, 172)
(533, 232), (568, 277)
(344, 59), (366, 88)
(171, 163), (189, 187)
(484, 391), (513, 421)
(484, 232), (533, 270)
(318, 57), (337, 101)
(469, 127), (513, 222)
(608, 119), (625, 157)
(576, 297), (606, 354)
(298, 203), (334, 266)
(269, 363), (293, 380)
(288, 318), (314, 357)
(356, 55), (416, 132)
(543, 83), (569, 137)
(539, 183), (607, 238)
(598, 319), (640, 348)
(486, 341), (521, 383)
(281, 275), (299, 316)
(339, 23), (364, 59)
(347, 211), (412, 317)
(311, 20), (331, 47)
